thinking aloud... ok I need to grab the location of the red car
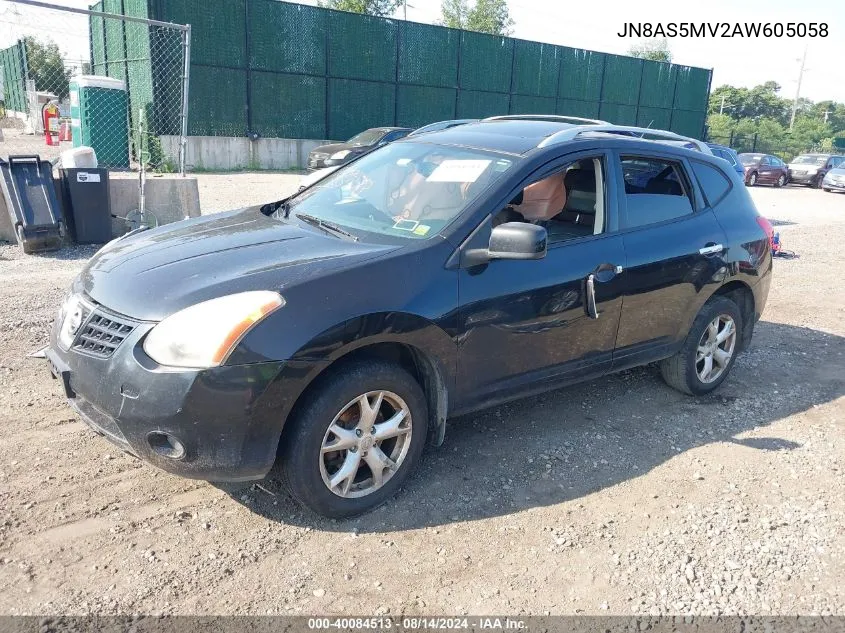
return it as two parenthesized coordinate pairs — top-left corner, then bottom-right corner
(738, 153), (789, 187)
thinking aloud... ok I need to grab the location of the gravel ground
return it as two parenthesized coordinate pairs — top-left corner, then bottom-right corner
(0, 182), (843, 617)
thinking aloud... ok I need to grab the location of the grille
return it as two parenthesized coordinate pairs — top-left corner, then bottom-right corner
(72, 308), (136, 358)
(311, 152), (329, 160)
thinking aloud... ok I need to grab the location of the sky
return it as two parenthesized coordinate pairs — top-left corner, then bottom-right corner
(1, 0), (843, 103)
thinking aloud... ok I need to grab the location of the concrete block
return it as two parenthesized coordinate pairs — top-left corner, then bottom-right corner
(0, 192), (15, 243)
(159, 135), (335, 171)
(108, 172), (201, 237)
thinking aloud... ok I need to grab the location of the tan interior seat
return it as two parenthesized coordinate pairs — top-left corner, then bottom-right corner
(516, 172), (567, 221)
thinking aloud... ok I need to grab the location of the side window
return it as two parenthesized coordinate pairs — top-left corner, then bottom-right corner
(493, 157), (606, 244)
(773, 157), (785, 167)
(620, 156), (694, 229)
(692, 161), (732, 207)
(760, 156), (771, 166)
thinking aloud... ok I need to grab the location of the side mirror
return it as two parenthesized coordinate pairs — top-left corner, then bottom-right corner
(464, 222), (547, 266)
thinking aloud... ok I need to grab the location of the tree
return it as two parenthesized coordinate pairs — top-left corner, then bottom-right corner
(440, 0), (469, 29)
(23, 37), (71, 101)
(319, 0), (401, 17)
(440, 0), (514, 35)
(627, 39), (671, 63)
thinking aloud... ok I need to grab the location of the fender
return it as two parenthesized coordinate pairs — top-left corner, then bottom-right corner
(254, 311), (457, 450)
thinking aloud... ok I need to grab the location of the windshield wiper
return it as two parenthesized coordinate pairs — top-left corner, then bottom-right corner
(295, 213), (359, 241)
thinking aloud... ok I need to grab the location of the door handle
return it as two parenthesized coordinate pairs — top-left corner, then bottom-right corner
(699, 244), (724, 256)
(585, 274), (599, 319)
(592, 262), (624, 282)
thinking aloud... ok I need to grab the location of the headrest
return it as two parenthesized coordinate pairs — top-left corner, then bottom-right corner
(564, 168), (595, 193)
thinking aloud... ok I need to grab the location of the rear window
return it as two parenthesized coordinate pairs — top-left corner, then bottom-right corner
(692, 161), (732, 207)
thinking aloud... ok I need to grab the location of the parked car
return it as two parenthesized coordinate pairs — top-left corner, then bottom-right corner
(822, 163), (845, 193)
(300, 121), (478, 190)
(307, 127), (412, 171)
(787, 154), (845, 188)
(40, 119), (772, 518)
(406, 119), (477, 137)
(707, 143), (745, 177)
(738, 153), (789, 187)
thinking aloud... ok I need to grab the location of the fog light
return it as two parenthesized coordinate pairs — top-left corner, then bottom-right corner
(147, 431), (186, 460)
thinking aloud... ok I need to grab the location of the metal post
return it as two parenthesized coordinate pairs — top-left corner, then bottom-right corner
(752, 133), (758, 153)
(729, 130), (734, 147)
(789, 44), (808, 131)
(179, 24), (191, 177)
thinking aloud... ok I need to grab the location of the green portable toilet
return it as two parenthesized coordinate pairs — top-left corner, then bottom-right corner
(70, 75), (129, 169)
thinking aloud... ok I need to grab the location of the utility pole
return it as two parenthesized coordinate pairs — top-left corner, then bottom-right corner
(403, 0), (407, 20)
(789, 44), (808, 131)
(823, 109), (831, 124)
(719, 94), (728, 115)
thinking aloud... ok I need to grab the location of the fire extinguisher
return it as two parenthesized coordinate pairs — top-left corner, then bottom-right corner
(42, 101), (60, 146)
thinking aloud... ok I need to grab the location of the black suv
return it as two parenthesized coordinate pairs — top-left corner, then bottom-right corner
(41, 117), (773, 518)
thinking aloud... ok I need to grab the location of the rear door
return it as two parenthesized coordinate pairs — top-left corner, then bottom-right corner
(612, 150), (728, 370)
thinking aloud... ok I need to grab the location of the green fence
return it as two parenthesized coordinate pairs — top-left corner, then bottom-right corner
(97, 0), (712, 141)
(0, 40), (29, 114)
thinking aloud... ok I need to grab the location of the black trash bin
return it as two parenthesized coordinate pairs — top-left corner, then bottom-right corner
(59, 168), (112, 244)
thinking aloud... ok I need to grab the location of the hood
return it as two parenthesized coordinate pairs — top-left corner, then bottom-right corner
(78, 207), (394, 321)
(788, 162), (822, 170)
(310, 142), (369, 156)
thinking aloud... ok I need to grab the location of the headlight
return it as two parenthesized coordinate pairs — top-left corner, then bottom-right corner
(805, 167), (818, 174)
(57, 294), (85, 350)
(143, 291), (284, 368)
(330, 150), (351, 160)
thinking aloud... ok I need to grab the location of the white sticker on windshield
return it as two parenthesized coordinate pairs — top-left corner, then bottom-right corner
(426, 159), (491, 183)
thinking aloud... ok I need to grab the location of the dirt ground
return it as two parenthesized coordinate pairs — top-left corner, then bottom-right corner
(0, 180), (843, 617)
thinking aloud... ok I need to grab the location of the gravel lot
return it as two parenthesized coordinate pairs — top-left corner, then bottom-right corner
(0, 181), (843, 617)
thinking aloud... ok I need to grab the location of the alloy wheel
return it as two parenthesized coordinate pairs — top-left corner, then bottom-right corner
(749, 173), (758, 186)
(319, 390), (413, 498)
(695, 314), (737, 384)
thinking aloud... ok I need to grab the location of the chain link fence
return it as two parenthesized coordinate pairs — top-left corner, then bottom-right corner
(0, 0), (189, 174)
(706, 132), (831, 162)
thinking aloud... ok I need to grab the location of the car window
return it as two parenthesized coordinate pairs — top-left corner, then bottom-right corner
(283, 142), (516, 243)
(494, 157), (606, 244)
(774, 157), (785, 167)
(383, 130), (408, 143)
(692, 161), (732, 207)
(347, 129), (385, 146)
(760, 156), (771, 166)
(740, 154), (763, 165)
(620, 156), (694, 229)
(792, 155), (827, 166)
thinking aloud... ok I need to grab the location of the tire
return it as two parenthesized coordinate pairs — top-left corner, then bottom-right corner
(280, 359), (428, 518)
(659, 296), (743, 396)
(775, 174), (786, 188)
(747, 172), (758, 186)
(824, 188), (832, 193)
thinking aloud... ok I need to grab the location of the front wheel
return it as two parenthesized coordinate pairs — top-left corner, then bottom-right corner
(660, 296), (743, 396)
(280, 359), (428, 518)
(775, 174), (786, 188)
(747, 172), (758, 186)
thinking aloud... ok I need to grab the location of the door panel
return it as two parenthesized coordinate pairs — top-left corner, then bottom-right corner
(456, 235), (626, 411)
(614, 209), (728, 369)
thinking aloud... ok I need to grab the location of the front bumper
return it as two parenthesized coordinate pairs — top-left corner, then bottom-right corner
(42, 306), (314, 482)
(788, 171), (818, 184)
(823, 180), (845, 190)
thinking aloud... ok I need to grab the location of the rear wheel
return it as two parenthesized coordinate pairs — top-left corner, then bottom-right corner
(280, 359), (428, 518)
(747, 172), (758, 186)
(660, 296), (743, 396)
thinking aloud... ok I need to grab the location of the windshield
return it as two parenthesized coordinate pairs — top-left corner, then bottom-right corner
(280, 142), (515, 242)
(740, 154), (763, 165)
(792, 155), (827, 166)
(347, 129), (385, 147)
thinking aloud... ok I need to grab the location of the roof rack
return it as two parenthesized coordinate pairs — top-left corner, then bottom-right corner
(538, 124), (712, 154)
(482, 114), (608, 125)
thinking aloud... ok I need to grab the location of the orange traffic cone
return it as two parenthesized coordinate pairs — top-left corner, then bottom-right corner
(58, 121), (72, 143)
